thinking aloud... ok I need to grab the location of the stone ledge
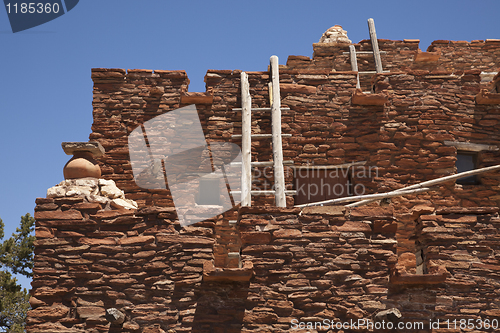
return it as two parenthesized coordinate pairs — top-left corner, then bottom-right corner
(239, 206), (301, 215)
(390, 266), (448, 285)
(62, 142), (105, 157)
(414, 51), (440, 62)
(300, 205), (345, 216)
(280, 83), (316, 95)
(435, 206), (499, 215)
(180, 92), (213, 105)
(351, 89), (388, 106)
(349, 206), (394, 218)
(476, 89), (500, 104)
(203, 260), (253, 282)
(444, 141), (499, 152)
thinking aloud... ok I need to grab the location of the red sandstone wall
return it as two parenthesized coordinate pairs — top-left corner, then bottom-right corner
(90, 39), (500, 210)
(90, 68), (190, 207)
(288, 39), (500, 91)
(27, 39), (500, 332)
(28, 200), (500, 332)
(29, 195), (224, 332)
(26, 197), (398, 332)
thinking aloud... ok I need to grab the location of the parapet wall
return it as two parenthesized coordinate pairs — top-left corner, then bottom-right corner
(27, 196), (500, 332)
(304, 39), (500, 73)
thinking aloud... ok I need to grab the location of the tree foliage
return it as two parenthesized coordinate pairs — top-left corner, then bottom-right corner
(0, 214), (35, 333)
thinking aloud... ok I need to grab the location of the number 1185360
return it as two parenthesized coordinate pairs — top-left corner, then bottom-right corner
(5, 3), (60, 14)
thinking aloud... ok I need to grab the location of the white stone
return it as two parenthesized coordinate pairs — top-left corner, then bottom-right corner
(101, 185), (125, 199)
(47, 177), (128, 201)
(480, 71), (498, 83)
(99, 179), (116, 187)
(319, 25), (351, 44)
(66, 186), (92, 197)
(87, 194), (109, 204)
(99, 178), (125, 199)
(47, 186), (66, 198)
(58, 179), (74, 187)
(75, 178), (99, 187)
(111, 198), (138, 210)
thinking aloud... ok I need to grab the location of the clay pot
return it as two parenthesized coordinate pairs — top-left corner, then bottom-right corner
(63, 151), (101, 179)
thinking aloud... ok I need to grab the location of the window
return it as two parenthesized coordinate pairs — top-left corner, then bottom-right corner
(415, 248), (426, 275)
(456, 153), (480, 185)
(444, 141), (500, 186)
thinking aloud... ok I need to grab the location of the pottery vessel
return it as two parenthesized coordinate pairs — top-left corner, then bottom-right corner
(63, 151), (101, 179)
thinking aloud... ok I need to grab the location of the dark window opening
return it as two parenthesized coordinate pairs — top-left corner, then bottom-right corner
(456, 153), (480, 185)
(415, 248), (426, 275)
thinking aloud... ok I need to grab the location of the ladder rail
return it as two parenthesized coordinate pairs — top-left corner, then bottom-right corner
(270, 55), (287, 207)
(240, 72), (252, 207)
(368, 18), (383, 74)
(349, 45), (361, 89)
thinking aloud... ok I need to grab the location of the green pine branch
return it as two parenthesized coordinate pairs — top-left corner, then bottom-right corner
(0, 214), (35, 332)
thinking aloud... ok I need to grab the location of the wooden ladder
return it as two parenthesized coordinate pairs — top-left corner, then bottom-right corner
(346, 18), (389, 90)
(231, 55), (295, 207)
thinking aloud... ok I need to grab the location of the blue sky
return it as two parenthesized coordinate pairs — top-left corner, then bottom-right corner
(0, 0), (498, 290)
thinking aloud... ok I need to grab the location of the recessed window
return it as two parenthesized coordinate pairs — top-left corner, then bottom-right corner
(415, 249), (426, 275)
(456, 153), (480, 185)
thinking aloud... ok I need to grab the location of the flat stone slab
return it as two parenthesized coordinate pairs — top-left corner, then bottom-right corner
(62, 142), (105, 157)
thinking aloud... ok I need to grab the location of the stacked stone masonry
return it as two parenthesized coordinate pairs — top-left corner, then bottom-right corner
(28, 34), (500, 333)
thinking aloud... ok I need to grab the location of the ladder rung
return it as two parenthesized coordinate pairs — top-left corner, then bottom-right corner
(229, 160), (294, 167)
(232, 107), (290, 111)
(231, 133), (292, 139)
(342, 51), (387, 55)
(252, 160), (294, 166)
(231, 190), (297, 195)
(358, 70), (390, 74)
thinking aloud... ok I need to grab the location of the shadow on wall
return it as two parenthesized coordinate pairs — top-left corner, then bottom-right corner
(189, 281), (250, 332)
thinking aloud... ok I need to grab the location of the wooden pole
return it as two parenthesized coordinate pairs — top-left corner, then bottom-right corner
(346, 164), (500, 208)
(295, 187), (434, 208)
(270, 55), (286, 207)
(349, 45), (361, 89)
(368, 18), (383, 74)
(240, 72), (252, 207)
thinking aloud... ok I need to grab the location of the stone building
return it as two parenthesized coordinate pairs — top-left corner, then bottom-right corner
(27, 24), (500, 332)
